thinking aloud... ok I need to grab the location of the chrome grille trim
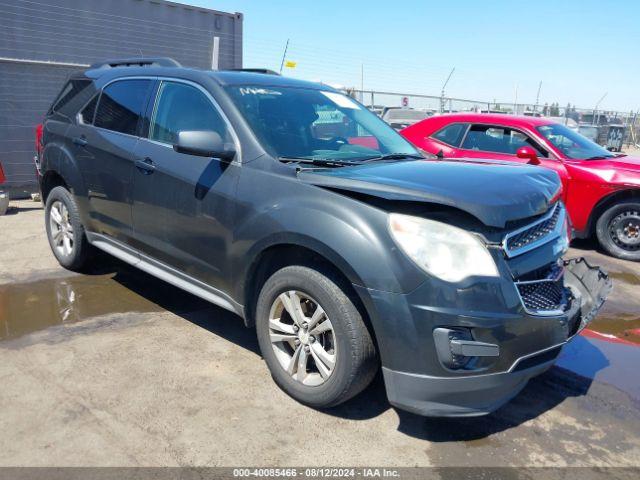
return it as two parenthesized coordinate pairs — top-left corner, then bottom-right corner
(503, 203), (567, 258)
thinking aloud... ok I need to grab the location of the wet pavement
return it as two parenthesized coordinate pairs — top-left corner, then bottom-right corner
(0, 201), (639, 467)
(0, 266), (211, 342)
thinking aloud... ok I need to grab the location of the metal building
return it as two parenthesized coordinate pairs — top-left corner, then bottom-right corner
(0, 0), (243, 197)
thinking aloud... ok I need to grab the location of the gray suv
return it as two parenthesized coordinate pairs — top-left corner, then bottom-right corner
(37, 58), (611, 417)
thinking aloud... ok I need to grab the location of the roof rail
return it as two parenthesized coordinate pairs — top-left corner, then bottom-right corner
(228, 68), (280, 75)
(90, 57), (181, 69)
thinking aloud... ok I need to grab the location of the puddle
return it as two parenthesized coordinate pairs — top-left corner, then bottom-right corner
(587, 313), (640, 345)
(608, 270), (640, 286)
(557, 333), (640, 400)
(0, 268), (211, 342)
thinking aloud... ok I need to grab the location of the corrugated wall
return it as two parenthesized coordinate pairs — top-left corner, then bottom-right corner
(0, 0), (243, 196)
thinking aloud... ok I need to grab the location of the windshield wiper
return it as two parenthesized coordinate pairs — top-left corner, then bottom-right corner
(584, 155), (615, 160)
(361, 153), (424, 162)
(278, 156), (362, 167)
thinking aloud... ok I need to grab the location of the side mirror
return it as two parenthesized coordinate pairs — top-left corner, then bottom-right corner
(516, 146), (540, 165)
(174, 130), (236, 161)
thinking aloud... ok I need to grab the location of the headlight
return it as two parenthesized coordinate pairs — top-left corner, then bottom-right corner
(388, 213), (499, 282)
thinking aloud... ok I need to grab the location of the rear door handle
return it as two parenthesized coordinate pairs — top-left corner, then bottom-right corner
(72, 136), (88, 147)
(135, 157), (156, 174)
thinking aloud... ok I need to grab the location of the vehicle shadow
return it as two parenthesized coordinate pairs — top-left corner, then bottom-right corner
(102, 256), (261, 355)
(99, 256), (605, 441)
(2, 204), (43, 215)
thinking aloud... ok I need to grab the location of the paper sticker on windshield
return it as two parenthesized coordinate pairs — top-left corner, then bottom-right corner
(321, 91), (360, 109)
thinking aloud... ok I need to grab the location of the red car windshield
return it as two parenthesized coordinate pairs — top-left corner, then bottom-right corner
(537, 123), (614, 160)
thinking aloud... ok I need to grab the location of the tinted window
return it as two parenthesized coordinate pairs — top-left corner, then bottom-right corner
(50, 79), (94, 117)
(150, 81), (229, 145)
(462, 124), (547, 157)
(79, 95), (98, 125)
(94, 80), (151, 135)
(226, 86), (418, 161)
(432, 123), (468, 146)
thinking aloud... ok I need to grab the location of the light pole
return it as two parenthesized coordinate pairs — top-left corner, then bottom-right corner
(440, 67), (455, 114)
(593, 92), (607, 126)
(279, 38), (290, 75)
(534, 81), (542, 114)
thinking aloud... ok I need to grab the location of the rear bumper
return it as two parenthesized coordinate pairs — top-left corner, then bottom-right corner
(361, 257), (611, 417)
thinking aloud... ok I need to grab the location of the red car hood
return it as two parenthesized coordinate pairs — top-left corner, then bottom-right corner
(603, 155), (640, 172)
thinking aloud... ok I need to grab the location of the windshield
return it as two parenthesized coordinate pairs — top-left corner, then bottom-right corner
(226, 86), (419, 162)
(537, 123), (614, 160)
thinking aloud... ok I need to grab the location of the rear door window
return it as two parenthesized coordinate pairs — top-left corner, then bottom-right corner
(432, 123), (468, 147)
(94, 80), (152, 136)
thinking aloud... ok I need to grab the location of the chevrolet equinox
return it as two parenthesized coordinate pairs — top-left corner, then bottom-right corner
(36, 58), (611, 416)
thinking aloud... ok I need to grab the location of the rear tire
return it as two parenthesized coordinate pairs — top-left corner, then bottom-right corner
(45, 186), (93, 271)
(255, 265), (377, 408)
(595, 202), (640, 261)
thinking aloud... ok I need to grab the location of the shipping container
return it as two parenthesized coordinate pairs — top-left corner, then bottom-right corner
(0, 0), (243, 197)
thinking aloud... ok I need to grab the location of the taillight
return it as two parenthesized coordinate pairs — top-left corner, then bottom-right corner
(35, 123), (44, 156)
(0, 161), (5, 185)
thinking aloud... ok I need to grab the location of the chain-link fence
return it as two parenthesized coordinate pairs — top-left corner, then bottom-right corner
(349, 89), (640, 149)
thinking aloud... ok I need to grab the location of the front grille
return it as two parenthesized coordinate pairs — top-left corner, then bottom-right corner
(515, 262), (570, 315)
(517, 280), (566, 313)
(505, 203), (563, 253)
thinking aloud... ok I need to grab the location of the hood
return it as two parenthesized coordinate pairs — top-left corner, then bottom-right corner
(298, 159), (561, 228)
(604, 155), (640, 172)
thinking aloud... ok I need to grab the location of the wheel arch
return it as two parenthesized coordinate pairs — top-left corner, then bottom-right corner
(585, 187), (640, 237)
(41, 170), (70, 204)
(241, 236), (366, 324)
(241, 240), (383, 363)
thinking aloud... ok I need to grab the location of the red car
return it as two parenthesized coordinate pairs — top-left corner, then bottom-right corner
(401, 114), (640, 261)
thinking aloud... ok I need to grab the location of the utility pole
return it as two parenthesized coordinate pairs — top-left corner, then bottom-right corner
(593, 92), (607, 125)
(279, 38), (290, 74)
(534, 81), (542, 114)
(361, 63), (364, 103)
(513, 83), (519, 115)
(440, 67), (455, 114)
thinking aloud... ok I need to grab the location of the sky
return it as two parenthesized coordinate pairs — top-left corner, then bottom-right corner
(174, 0), (640, 112)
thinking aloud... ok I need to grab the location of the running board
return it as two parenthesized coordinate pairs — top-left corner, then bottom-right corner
(87, 233), (244, 317)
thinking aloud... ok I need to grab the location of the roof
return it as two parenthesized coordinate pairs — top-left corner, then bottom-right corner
(78, 63), (334, 91)
(435, 113), (555, 128)
(208, 71), (333, 90)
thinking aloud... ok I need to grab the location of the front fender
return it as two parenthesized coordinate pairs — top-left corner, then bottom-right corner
(230, 181), (426, 303)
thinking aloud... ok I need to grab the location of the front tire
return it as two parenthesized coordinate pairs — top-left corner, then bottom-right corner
(595, 202), (640, 261)
(45, 186), (93, 271)
(255, 265), (377, 408)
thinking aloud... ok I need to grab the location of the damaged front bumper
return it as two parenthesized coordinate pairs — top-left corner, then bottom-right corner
(564, 258), (612, 334)
(376, 257), (612, 417)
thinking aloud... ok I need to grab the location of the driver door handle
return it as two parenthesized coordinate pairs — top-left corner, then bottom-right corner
(135, 157), (156, 174)
(72, 136), (87, 147)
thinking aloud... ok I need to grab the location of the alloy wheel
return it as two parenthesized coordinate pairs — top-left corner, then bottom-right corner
(49, 200), (74, 256)
(268, 290), (337, 386)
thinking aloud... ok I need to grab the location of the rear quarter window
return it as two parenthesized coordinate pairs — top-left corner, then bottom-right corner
(49, 79), (96, 118)
(432, 123), (468, 147)
(79, 95), (99, 125)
